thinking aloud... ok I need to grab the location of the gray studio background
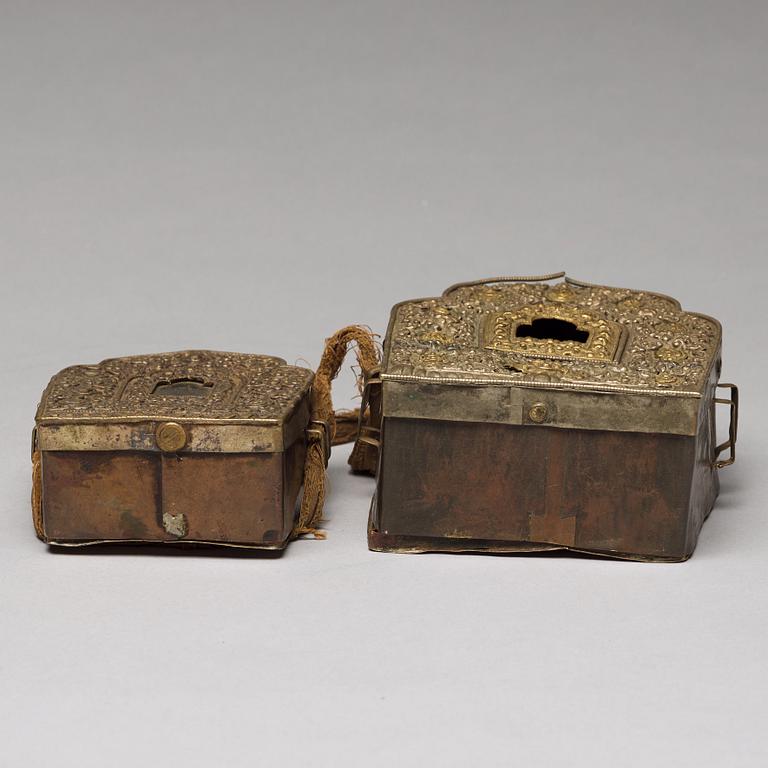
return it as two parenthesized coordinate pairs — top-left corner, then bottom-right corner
(1, 2), (766, 766)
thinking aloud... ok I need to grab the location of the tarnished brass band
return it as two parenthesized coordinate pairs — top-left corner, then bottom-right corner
(37, 392), (311, 454)
(382, 380), (701, 436)
(37, 422), (284, 452)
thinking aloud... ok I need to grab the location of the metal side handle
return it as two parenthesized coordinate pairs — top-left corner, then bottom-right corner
(714, 383), (739, 469)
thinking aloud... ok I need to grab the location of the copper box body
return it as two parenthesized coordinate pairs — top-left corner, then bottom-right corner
(33, 351), (313, 550)
(368, 276), (738, 562)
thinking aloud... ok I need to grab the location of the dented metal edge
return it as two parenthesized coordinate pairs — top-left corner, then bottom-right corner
(366, 499), (690, 563)
(44, 537), (288, 550)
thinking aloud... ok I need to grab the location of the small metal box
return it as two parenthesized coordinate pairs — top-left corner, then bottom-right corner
(367, 274), (739, 561)
(32, 350), (317, 549)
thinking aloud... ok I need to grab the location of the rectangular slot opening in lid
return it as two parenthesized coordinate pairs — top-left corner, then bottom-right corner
(483, 304), (622, 362)
(515, 317), (589, 344)
(151, 378), (214, 397)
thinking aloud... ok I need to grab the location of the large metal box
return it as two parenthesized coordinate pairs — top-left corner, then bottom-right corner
(367, 274), (739, 561)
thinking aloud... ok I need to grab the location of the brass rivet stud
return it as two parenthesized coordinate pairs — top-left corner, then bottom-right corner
(528, 403), (549, 424)
(156, 422), (187, 452)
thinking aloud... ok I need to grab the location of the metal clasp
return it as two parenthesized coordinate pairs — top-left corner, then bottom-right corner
(306, 419), (332, 464)
(714, 383), (739, 469)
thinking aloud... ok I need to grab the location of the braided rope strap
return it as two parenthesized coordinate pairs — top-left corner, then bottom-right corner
(293, 325), (380, 539)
